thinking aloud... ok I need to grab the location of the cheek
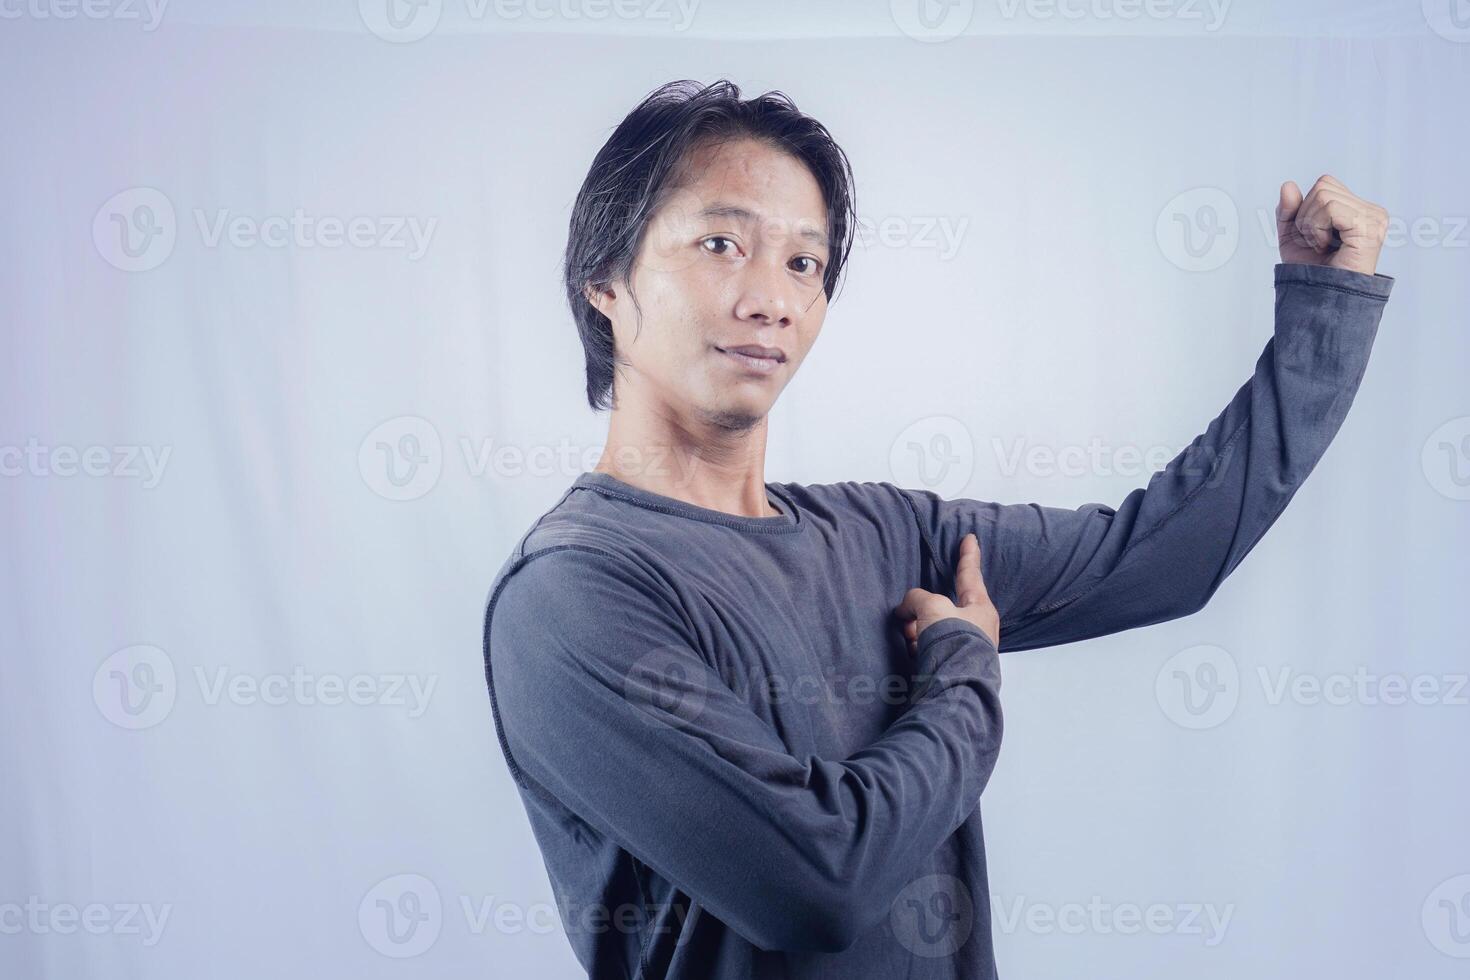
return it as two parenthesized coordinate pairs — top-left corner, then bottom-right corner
(624, 274), (694, 344)
(794, 306), (826, 357)
(643, 258), (712, 306)
(664, 271), (733, 340)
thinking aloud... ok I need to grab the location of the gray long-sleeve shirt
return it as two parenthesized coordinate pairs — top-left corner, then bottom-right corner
(482, 262), (1395, 978)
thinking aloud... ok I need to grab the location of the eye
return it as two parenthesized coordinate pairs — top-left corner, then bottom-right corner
(702, 236), (739, 256)
(791, 256), (824, 277)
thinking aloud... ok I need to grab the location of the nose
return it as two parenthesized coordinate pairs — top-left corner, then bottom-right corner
(737, 304), (791, 328)
(733, 264), (802, 329)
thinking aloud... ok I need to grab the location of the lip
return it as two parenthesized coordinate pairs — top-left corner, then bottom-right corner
(715, 345), (787, 376)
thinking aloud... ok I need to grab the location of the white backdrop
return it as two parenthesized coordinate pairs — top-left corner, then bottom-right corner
(3, 2), (1468, 977)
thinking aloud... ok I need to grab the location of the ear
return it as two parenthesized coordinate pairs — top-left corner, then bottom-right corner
(583, 281), (616, 319)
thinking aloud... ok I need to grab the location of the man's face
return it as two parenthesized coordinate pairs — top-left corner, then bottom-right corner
(588, 137), (831, 431)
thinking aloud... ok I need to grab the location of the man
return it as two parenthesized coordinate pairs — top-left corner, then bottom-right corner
(481, 78), (1394, 978)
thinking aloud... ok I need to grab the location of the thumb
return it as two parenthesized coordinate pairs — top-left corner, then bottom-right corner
(953, 533), (990, 607)
(1276, 180), (1303, 240)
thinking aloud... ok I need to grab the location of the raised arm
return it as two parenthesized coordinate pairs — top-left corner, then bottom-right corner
(897, 259), (1393, 653)
(485, 546), (1003, 953)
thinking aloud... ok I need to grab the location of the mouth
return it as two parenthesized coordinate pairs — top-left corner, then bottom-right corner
(714, 345), (787, 376)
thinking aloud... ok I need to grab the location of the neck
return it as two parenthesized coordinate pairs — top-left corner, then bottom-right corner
(592, 386), (778, 519)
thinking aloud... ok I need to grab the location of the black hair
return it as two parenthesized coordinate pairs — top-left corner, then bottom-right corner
(563, 78), (858, 412)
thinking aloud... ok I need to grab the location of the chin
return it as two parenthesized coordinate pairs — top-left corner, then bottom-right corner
(699, 400), (769, 434)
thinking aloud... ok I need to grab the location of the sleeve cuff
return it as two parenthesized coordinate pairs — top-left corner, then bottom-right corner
(917, 617), (998, 654)
(1274, 262), (1394, 300)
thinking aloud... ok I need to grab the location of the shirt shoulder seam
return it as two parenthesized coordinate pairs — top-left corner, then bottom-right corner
(482, 543), (634, 786)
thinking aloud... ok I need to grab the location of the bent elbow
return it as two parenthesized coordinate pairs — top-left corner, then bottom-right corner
(740, 881), (865, 954)
(1134, 573), (1219, 629)
(1176, 577), (1223, 621)
(805, 894), (864, 953)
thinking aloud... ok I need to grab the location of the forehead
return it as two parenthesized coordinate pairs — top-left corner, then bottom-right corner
(672, 138), (829, 247)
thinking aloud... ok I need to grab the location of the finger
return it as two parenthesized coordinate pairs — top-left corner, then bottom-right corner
(1325, 197), (1382, 246)
(1300, 192), (1370, 251)
(1294, 184), (1325, 250)
(894, 586), (933, 622)
(1275, 179), (1304, 244)
(1295, 186), (1342, 252)
(953, 533), (990, 607)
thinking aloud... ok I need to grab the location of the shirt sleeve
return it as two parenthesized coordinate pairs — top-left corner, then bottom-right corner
(484, 545), (1003, 954)
(895, 262), (1395, 653)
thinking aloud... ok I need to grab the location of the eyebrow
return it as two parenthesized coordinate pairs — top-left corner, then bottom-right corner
(696, 203), (829, 249)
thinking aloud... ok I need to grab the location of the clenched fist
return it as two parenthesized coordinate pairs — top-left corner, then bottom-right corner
(1276, 175), (1389, 277)
(894, 532), (1000, 653)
